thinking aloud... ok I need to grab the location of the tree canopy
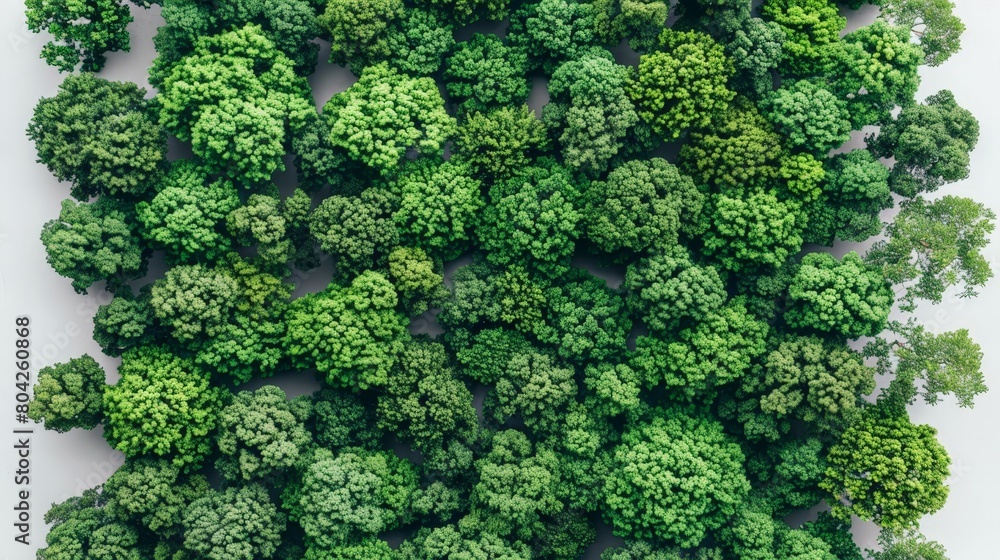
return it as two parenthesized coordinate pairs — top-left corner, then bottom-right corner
(25, 0), (988, 557)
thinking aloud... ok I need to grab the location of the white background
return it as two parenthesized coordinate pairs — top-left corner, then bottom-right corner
(1, 1), (998, 558)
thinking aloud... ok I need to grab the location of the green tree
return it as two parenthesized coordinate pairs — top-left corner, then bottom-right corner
(764, 80), (851, 156)
(677, 99), (782, 192)
(801, 512), (864, 560)
(284, 271), (408, 389)
(103, 347), (226, 468)
(453, 105), (550, 179)
(150, 263), (240, 343)
(183, 484), (286, 560)
(318, 0), (403, 66)
(137, 161), (241, 264)
(821, 408), (950, 529)
(785, 252), (893, 339)
(624, 248), (726, 334)
(586, 158), (704, 258)
(227, 194), (295, 268)
(542, 270), (632, 364)
(604, 408), (750, 547)
(584, 363), (642, 417)
(156, 24), (313, 184)
(41, 198), (147, 294)
(190, 96), (289, 184)
(882, 0), (965, 66)
(601, 541), (682, 560)
(377, 340), (478, 454)
(743, 335), (875, 430)
(701, 188), (806, 273)
(591, 0), (669, 51)
(36, 489), (141, 560)
(387, 246), (449, 316)
(869, 528), (950, 560)
(507, 0), (601, 73)
(411, 0), (510, 24)
(25, 0), (132, 72)
(725, 17), (785, 98)
(215, 386), (312, 481)
(444, 34), (530, 113)
(380, 9), (455, 76)
(398, 525), (531, 560)
(629, 29), (735, 139)
(630, 298), (769, 397)
(865, 195), (995, 311)
(392, 159), (484, 261)
(869, 90), (980, 197)
(478, 161), (585, 277)
(103, 458), (210, 537)
(543, 51), (638, 175)
(822, 21), (924, 127)
(192, 258), (291, 382)
(28, 355), (106, 433)
(760, 0), (845, 76)
(309, 188), (399, 275)
(92, 292), (158, 357)
(309, 389), (383, 450)
(288, 447), (417, 550)
(867, 319), (987, 409)
(469, 429), (563, 540)
(489, 352), (577, 435)
(324, 63), (456, 174)
(453, 328), (533, 385)
(804, 149), (893, 245)
(27, 74), (165, 199)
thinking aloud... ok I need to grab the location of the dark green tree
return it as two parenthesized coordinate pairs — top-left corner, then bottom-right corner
(284, 271), (408, 389)
(26, 0), (133, 72)
(804, 149), (893, 245)
(604, 408), (750, 547)
(478, 161), (585, 277)
(869, 90), (980, 197)
(543, 51), (638, 175)
(28, 355), (106, 433)
(41, 198), (147, 294)
(444, 34), (530, 113)
(468, 429), (563, 540)
(785, 252), (893, 339)
(103, 458), (210, 537)
(624, 248), (726, 334)
(586, 159), (704, 258)
(215, 386), (312, 481)
(763, 80), (851, 156)
(377, 340), (478, 454)
(453, 105), (550, 179)
(287, 447), (417, 550)
(27, 74), (165, 200)
(507, 0), (601, 73)
(309, 188), (399, 275)
(182, 484), (286, 560)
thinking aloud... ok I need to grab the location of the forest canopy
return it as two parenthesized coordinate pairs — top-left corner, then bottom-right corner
(25, 0), (985, 558)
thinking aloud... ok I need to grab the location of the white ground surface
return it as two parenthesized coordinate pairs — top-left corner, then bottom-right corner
(1, 1), (998, 558)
